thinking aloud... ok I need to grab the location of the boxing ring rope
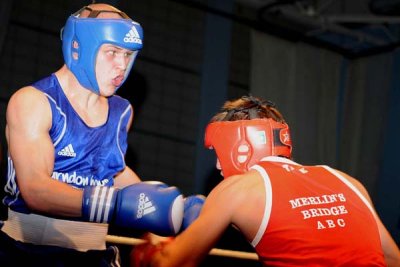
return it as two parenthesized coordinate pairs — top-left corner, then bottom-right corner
(106, 235), (259, 261)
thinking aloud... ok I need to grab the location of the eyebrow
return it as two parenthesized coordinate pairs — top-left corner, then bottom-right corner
(103, 45), (133, 52)
(104, 45), (123, 50)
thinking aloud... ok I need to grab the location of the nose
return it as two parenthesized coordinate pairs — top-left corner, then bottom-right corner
(216, 159), (221, 170)
(116, 54), (129, 71)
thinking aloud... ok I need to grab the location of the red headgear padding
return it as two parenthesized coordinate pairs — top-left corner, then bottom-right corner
(204, 118), (292, 178)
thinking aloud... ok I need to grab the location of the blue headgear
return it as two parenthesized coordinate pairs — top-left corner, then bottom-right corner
(61, 6), (143, 94)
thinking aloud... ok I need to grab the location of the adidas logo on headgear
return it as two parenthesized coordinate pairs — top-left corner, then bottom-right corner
(124, 26), (142, 44)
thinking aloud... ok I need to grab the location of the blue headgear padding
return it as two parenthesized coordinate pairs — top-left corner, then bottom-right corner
(62, 15), (143, 94)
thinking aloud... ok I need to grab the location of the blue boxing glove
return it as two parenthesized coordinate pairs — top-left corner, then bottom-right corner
(181, 194), (205, 232)
(82, 181), (184, 236)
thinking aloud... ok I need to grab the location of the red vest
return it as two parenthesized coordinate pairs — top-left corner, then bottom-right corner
(252, 157), (386, 266)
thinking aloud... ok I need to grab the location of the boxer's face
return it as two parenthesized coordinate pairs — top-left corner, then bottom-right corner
(95, 44), (135, 96)
(84, 4), (135, 96)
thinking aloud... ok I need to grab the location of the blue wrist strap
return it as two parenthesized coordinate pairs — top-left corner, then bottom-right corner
(82, 186), (119, 223)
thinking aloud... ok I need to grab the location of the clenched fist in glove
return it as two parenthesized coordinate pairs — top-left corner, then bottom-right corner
(181, 194), (205, 232)
(82, 181), (184, 236)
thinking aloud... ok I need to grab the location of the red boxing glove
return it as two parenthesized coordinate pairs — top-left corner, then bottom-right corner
(130, 234), (173, 267)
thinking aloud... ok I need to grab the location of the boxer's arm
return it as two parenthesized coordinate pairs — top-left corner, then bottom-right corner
(114, 105), (142, 187)
(6, 86), (83, 217)
(338, 171), (400, 266)
(114, 166), (141, 188)
(133, 176), (245, 267)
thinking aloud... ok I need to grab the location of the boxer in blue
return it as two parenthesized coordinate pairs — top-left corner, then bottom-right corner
(1, 3), (202, 266)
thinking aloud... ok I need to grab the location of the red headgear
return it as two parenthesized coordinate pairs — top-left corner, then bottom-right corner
(204, 118), (292, 178)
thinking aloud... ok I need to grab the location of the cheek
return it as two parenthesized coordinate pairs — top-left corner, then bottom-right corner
(95, 64), (104, 84)
(95, 58), (112, 82)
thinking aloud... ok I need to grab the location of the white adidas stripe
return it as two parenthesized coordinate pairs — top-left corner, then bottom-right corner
(96, 187), (108, 222)
(129, 27), (140, 38)
(67, 144), (74, 153)
(90, 187), (100, 221)
(89, 187), (116, 223)
(103, 188), (116, 222)
(142, 197), (156, 215)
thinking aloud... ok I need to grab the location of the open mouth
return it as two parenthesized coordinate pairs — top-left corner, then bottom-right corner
(112, 75), (124, 87)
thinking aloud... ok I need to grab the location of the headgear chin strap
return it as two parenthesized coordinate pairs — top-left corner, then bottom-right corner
(61, 7), (143, 94)
(204, 118), (292, 178)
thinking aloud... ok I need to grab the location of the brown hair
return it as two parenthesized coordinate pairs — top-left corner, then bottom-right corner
(211, 95), (286, 123)
(75, 4), (129, 19)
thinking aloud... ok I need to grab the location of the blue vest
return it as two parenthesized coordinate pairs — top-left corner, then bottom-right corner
(3, 74), (132, 213)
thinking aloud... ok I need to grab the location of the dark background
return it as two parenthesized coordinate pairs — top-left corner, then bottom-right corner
(0, 0), (400, 266)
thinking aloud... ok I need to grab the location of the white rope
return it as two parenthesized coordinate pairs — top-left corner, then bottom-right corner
(105, 235), (259, 261)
